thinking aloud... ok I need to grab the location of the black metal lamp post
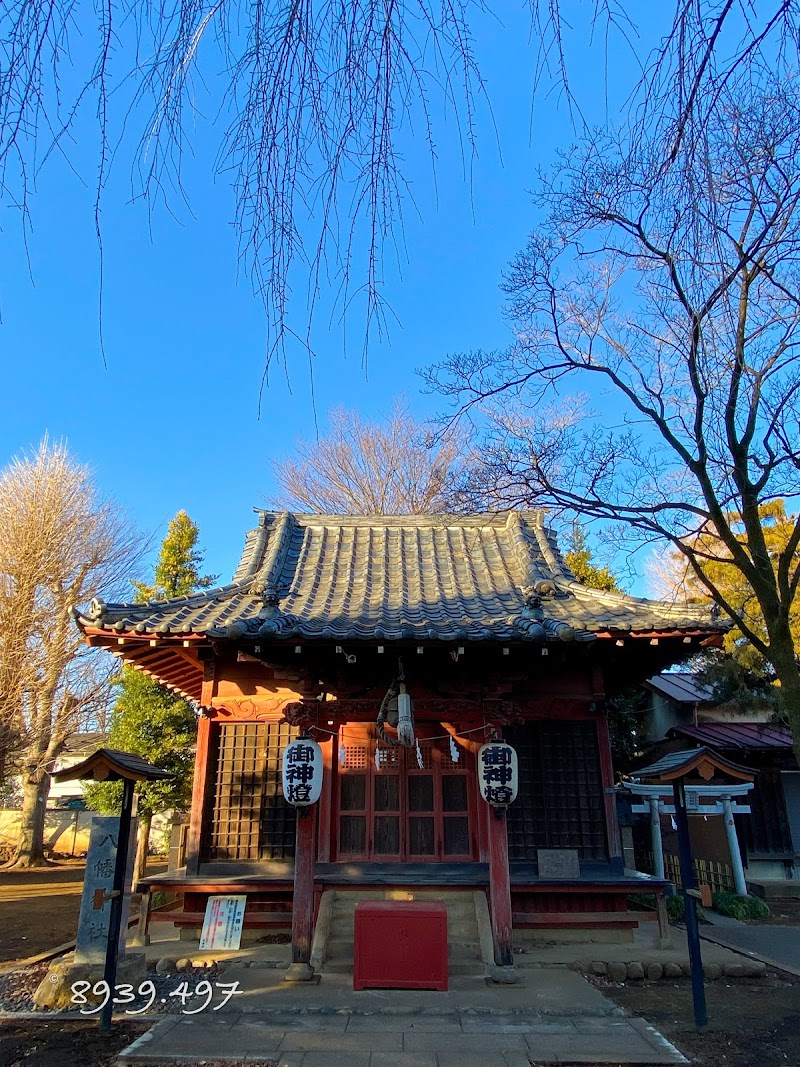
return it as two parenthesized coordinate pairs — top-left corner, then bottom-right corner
(52, 748), (173, 1033)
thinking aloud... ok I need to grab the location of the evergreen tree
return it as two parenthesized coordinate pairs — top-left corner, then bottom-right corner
(84, 673), (197, 877)
(132, 511), (216, 601)
(85, 511), (214, 880)
(564, 524), (623, 594)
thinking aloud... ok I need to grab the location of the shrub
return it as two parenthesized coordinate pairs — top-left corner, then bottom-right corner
(712, 892), (770, 921)
(665, 894), (706, 922)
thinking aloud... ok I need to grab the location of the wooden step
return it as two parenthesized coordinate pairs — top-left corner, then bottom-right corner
(150, 910), (290, 929)
(512, 911), (640, 930)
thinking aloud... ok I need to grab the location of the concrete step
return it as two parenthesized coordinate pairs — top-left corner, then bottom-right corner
(449, 961), (484, 975)
(331, 899), (477, 914)
(320, 889), (486, 976)
(323, 959), (355, 973)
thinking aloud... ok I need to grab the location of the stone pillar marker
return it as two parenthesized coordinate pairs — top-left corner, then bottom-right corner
(33, 748), (173, 1023)
(75, 816), (137, 964)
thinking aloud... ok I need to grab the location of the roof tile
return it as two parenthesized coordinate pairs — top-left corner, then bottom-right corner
(77, 511), (722, 643)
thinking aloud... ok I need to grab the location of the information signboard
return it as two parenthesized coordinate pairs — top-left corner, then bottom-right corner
(200, 895), (247, 951)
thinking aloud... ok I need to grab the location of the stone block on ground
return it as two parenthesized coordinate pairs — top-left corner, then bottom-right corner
(646, 963), (664, 981)
(703, 963), (723, 980)
(626, 962), (644, 980)
(743, 961), (766, 977)
(664, 962), (683, 978)
(33, 952), (146, 1009)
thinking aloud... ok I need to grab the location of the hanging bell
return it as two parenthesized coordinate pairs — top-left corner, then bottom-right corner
(396, 682), (415, 747)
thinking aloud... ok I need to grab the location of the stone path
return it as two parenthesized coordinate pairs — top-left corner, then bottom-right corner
(117, 971), (689, 1066)
(118, 1009), (688, 1065)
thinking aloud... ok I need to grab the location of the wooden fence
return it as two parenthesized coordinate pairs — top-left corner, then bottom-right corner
(639, 851), (735, 893)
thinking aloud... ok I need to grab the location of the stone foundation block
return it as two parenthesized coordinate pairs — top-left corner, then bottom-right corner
(606, 962), (627, 983)
(33, 952), (146, 1010)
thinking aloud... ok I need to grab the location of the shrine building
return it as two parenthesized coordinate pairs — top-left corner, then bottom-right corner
(74, 510), (724, 970)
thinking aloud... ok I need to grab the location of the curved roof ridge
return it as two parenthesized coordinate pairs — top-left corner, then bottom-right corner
(251, 508), (550, 527)
(562, 578), (716, 618)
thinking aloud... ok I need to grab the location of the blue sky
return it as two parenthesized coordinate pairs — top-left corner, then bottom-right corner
(0, 3), (665, 590)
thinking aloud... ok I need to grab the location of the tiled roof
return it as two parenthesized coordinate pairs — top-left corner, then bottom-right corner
(630, 746), (754, 782)
(74, 511), (722, 644)
(645, 672), (716, 705)
(52, 748), (174, 783)
(670, 722), (794, 751)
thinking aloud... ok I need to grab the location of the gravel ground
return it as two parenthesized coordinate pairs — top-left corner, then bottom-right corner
(0, 1019), (277, 1067)
(0, 961), (235, 1017)
(590, 967), (800, 1067)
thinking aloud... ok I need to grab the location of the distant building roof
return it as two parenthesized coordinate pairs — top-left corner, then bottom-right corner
(74, 511), (721, 645)
(669, 722), (793, 751)
(59, 732), (108, 757)
(645, 672), (716, 705)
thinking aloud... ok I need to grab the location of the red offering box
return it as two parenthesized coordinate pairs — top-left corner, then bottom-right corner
(353, 900), (448, 991)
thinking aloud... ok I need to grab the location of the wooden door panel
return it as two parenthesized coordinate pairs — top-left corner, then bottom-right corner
(336, 732), (476, 861)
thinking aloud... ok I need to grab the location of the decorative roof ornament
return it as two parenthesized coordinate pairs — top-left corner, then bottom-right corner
(522, 592), (544, 620)
(87, 597), (107, 622)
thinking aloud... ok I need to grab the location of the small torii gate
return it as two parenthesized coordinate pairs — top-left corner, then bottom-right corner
(623, 780), (754, 896)
(620, 746), (755, 1030)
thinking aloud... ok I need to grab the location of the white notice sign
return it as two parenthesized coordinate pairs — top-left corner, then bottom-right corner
(200, 895), (247, 951)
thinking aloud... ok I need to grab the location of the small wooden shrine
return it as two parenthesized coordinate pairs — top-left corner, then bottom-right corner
(74, 511), (723, 965)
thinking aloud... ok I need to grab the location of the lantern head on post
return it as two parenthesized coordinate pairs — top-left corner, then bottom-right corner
(477, 742), (518, 809)
(282, 738), (323, 807)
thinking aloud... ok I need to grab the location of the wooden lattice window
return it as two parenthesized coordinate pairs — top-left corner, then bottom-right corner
(506, 721), (608, 862)
(260, 722), (301, 859)
(205, 721), (298, 862)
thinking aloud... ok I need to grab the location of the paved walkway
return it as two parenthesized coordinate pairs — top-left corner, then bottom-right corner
(118, 1010), (688, 1066)
(701, 916), (800, 977)
(117, 972), (689, 1065)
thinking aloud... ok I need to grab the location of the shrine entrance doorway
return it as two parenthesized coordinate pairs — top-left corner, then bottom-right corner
(336, 729), (476, 862)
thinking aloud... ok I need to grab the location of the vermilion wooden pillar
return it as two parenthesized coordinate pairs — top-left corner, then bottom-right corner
(184, 714), (213, 875)
(290, 807), (318, 973)
(596, 716), (623, 866)
(317, 738), (333, 863)
(487, 807), (514, 967)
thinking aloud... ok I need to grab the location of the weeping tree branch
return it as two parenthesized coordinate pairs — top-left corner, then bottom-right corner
(3, 2), (799, 379)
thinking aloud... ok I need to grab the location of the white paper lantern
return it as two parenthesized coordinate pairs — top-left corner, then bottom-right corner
(282, 738), (323, 806)
(477, 742), (518, 807)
